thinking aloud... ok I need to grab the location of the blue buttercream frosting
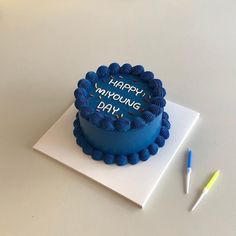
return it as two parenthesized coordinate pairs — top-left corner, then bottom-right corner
(89, 112), (104, 126)
(92, 149), (103, 161)
(148, 143), (159, 155)
(86, 71), (98, 83)
(120, 63), (132, 74)
(75, 96), (89, 108)
(152, 97), (166, 108)
(162, 111), (169, 120)
(139, 149), (150, 161)
(128, 153), (140, 165)
(141, 71), (154, 81)
(78, 79), (91, 89)
(103, 153), (115, 164)
(82, 143), (93, 155)
(131, 65), (144, 76)
(131, 117), (146, 129)
(149, 78), (162, 88)
(73, 63), (170, 165)
(160, 126), (170, 139)
(96, 65), (109, 78)
(149, 104), (163, 116)
(80, 107), (94, 119)
(109, 63), (120, 75)
(74, 88), (88, 98)
(101, 117), (115, 131)
(115, 155), (128, 166)
(114, 118), (131, 132)
(142, 111), (155, 122)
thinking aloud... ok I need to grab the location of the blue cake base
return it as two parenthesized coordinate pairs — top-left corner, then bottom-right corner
(73, 111), (170, 166)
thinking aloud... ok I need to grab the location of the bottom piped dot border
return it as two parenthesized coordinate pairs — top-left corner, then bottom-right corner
(73, 112), (171, 166)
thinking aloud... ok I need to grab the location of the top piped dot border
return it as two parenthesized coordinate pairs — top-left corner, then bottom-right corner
(74, 63), (167, 132)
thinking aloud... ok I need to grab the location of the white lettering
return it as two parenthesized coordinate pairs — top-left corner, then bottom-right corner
(108, 79), (118, 86)
(133, 102), (141, 110)
(103, 104), (113, 113)
(95, 79), (145, 115)
(107, 91), (115, 98)
(116, 81), (124, 89)
(112, 106), (120, 115)
(123, 83), (131, 91)
(97, 101), (105, 109)
(113, 94), (120, 100)
(96, 88), (106, 95)
(119, 96), (127, 104)
(135, 88), (143, 96)
(125, 99), (135, 107)
(129, 86), (136, 93)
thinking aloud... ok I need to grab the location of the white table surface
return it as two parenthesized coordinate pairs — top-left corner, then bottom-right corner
(0, 1), (236, 235)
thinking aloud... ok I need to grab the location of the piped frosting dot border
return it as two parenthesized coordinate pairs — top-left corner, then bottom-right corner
(74, 63), (167, 132)
(73, 111), (171, 166)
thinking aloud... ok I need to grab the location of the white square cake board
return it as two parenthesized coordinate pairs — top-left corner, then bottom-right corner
(33, 101), (199, 208)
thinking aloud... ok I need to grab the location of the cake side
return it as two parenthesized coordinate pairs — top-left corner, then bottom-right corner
(79, 112), (162, 155)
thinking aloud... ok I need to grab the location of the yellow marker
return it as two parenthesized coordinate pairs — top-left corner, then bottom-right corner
(191, 170), (220, 211)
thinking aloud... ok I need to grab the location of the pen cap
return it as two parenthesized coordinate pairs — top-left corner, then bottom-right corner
(204, 170), (220, 191)
(187, 149), (192, 168)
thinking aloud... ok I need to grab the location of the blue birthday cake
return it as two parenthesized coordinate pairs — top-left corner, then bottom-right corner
(73, 63), (170, 166)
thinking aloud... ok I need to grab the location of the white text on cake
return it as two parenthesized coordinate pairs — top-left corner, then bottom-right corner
(108, 79), (143, 96)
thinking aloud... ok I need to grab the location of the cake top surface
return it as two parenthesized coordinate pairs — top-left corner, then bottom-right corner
(74, 63), (166, 132)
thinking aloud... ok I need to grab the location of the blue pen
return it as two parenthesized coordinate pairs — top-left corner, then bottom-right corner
(186, 149), (192, 194)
